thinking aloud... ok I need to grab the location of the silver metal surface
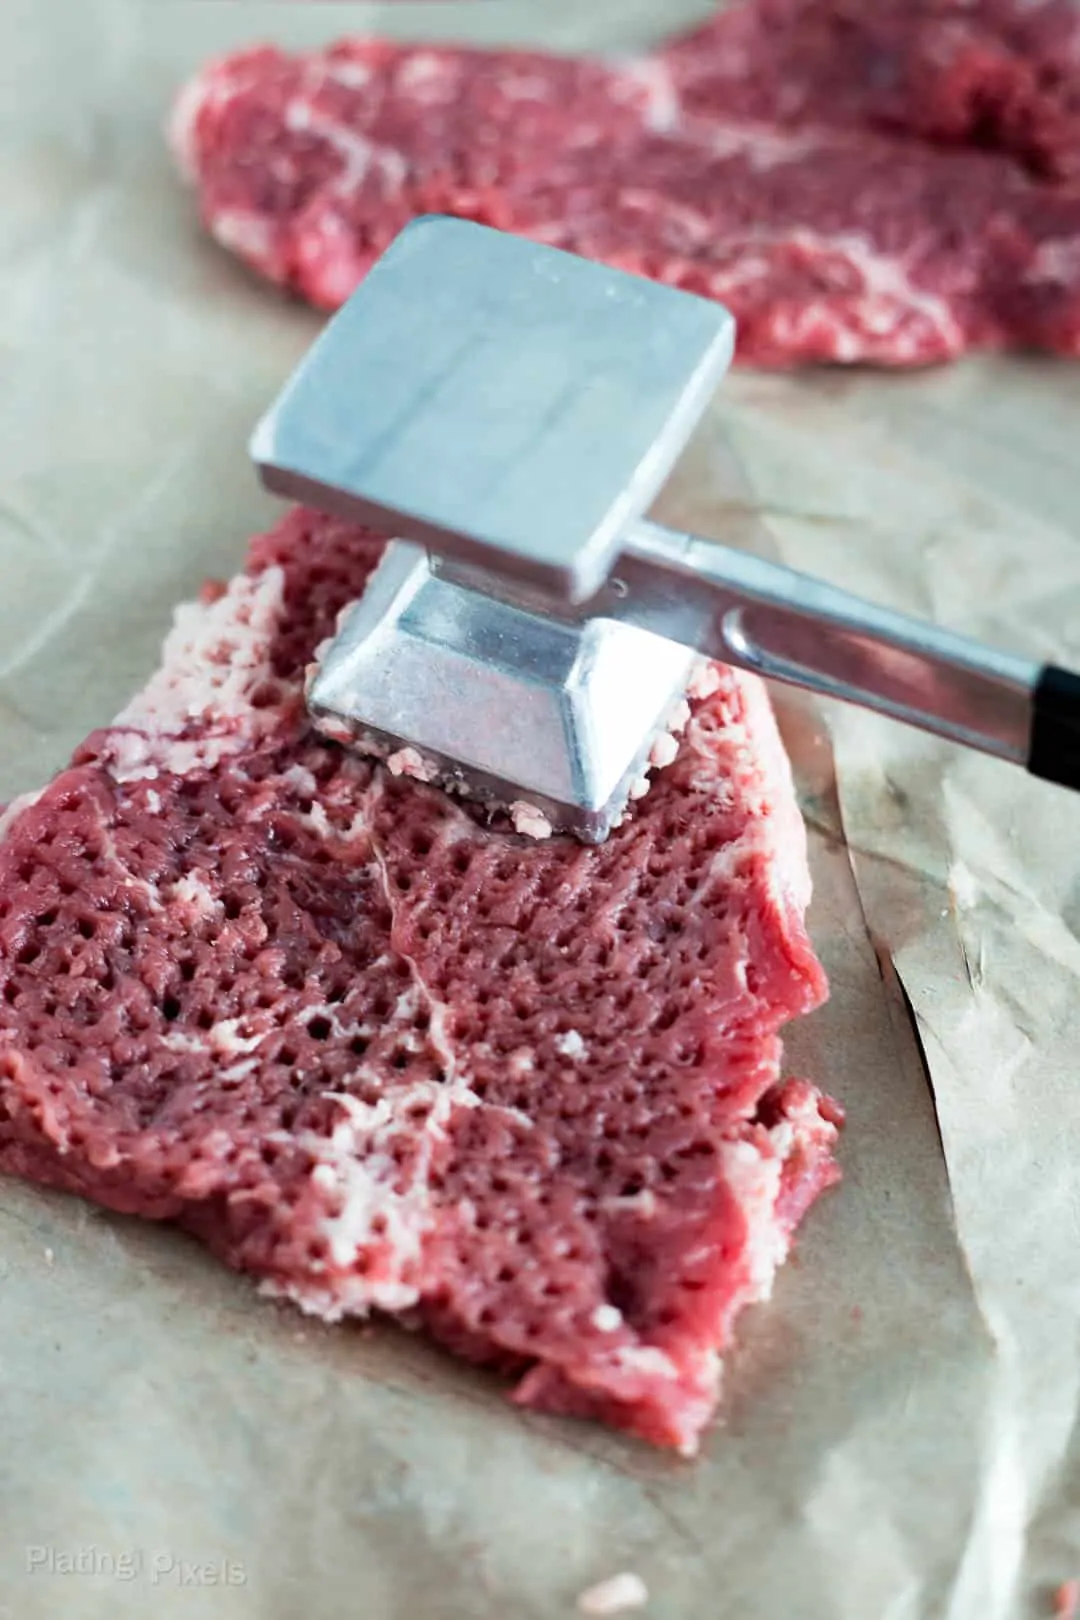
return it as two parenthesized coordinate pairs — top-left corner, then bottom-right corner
(258, 214), (1043, 841)
(602, 520), (1038, 764)
(252, 215), (735, 603)
(311, 521), (1039, 842)
(308, 541), (699, 843)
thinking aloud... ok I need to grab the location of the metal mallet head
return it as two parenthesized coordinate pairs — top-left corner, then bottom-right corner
(250, 215), (735, 842)
(252, 215), (1080, 827)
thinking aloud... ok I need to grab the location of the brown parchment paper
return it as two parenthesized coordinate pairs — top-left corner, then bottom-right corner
(1, 3), (1078, 1617)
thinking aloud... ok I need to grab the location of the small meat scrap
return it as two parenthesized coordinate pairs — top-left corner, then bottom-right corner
(577, 1571), (649, 1616)
(1055, 1579), (1080, 1620)
(508, 801), (554, 841)
(172, 1), (1080, 368)
(0, 507), (839, 1452)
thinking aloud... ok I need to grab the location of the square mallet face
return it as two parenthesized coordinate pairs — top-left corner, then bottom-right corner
(306, 541), (700, 843)
(251, 215), (736, 603)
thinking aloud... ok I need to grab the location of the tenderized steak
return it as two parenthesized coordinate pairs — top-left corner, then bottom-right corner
(0, 510), (839, 1453)
(666, 0), (1080, 181)
(170, 0), (1080, 367)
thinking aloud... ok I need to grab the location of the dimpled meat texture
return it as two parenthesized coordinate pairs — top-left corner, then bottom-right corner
(171, 1), (1080, 367)
(667, 0), (1080, 179)
(0, 509), (839, 1453)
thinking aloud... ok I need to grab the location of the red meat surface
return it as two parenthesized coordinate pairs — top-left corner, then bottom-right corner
(0, 509), (838, 1453)
(170, 1), (1080, 367)
(667, 0), (1080, 180)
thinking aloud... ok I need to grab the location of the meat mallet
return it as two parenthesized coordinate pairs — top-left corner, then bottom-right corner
(250, 214), (1080, 842)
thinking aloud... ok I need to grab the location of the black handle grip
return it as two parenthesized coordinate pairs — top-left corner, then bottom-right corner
(1028, 665), (1080, 791)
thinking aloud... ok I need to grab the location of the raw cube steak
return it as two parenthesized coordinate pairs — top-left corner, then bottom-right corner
(0, 510), (839, 1453)
(171, 0), (1080, 367)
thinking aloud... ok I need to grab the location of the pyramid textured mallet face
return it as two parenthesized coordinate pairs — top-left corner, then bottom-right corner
(305, 541), (703, 843)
